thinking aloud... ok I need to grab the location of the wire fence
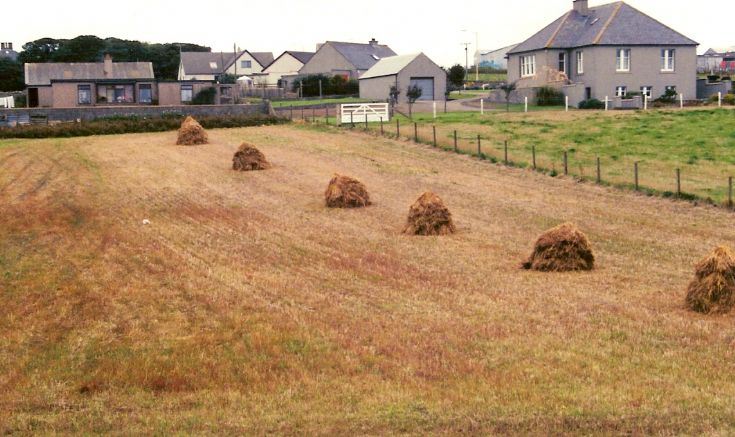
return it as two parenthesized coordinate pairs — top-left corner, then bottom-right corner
(273, 107), (735, 208)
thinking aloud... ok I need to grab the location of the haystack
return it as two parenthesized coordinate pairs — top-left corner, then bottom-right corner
(324, 174), (371, 208)
(685, 246), (735, 314)
(403, 192), (456, 236)
(232, 142), (271, 171)
(522, 222), (594, 272)
(176, 116), (208, 145)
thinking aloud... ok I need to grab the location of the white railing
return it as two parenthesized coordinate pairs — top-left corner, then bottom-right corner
(340, 103), (389, 123)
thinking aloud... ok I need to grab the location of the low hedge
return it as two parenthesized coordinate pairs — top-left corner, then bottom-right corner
(0, 113), (287, 139)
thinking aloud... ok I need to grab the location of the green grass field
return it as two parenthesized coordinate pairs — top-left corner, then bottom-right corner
(326, 107), (735, 204)
(271, 97), (370, 108)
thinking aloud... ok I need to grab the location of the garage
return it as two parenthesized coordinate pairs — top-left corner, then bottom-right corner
(409, 77), (434, 100)
(359, 53), (446, 103)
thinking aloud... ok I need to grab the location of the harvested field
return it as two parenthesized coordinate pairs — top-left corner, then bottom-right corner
(2, 125), (735, 435)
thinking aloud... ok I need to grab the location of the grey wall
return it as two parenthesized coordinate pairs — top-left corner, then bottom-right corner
(697, 79), (733, 99)
(298, 43), (356, 78)
(509, 45), (697, 103)
(0, 103), (270, 123)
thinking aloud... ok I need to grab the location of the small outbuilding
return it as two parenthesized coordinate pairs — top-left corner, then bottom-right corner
(359, 53), (446, 102)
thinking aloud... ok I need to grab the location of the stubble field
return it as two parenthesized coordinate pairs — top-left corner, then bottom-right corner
(1, 123), (735, 435)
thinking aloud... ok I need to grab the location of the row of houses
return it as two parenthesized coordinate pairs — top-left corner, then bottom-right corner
(22, 38), (446, 108)
(12, 0), (730, 109)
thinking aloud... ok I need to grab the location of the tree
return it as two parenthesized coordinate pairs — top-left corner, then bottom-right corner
(500, 81), (517, 112)
(389, 85), (400, 107)
(0, 59), (24, 91)
(406, 84), (423, 118)
(447, 64), (466, 90)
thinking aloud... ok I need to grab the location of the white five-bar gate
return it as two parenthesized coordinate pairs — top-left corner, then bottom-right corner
(339, 103), (389, 124)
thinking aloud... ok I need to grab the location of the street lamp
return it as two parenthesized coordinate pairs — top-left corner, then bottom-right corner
(461, 29), (480, 82)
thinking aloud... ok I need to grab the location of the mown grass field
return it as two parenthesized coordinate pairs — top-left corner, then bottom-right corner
(356, 108), (735, 203)
(2, 124), (735, 434)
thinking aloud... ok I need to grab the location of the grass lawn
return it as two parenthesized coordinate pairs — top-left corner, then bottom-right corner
(471, 72), (507, 82)
(340, 107), (735, 203)
(3, 125), (735, 434)
(270, 97), (370, 108)
(449, 90), (489, 99)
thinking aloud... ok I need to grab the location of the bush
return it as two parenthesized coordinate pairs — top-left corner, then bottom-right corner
(655, 88), (678, 104)
(578, 98), (605, 110)
(191, 87), (217, 105)
(291, 74), (358, 97)
(724, 94), (735, 105)
(536, 86), (565, 106)
(0, 114), (286, 139)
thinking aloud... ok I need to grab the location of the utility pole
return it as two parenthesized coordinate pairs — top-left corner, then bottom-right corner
(475, 31), (479, 81)
(461, 42), (471, 86)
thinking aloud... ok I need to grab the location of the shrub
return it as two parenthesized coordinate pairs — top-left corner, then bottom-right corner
(578, 98), (605, 110)
(723, 93), (735, 105)
(191, 87), (217, 105)
(655, 88), (678, 104)
(291, 74), (358, 97)
(536, 86), (565, 106)
(0, 114), (286, 139)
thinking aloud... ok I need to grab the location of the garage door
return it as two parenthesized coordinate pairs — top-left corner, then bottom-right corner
(409, 77), (434, 101)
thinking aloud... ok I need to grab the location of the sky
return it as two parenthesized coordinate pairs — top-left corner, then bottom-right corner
(4, 0), (733, 67)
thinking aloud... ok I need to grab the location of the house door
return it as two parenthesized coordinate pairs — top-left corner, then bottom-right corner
(409, 77), (434, 100)
(28, 88), (39, 107)
(585, 87), (592, 100)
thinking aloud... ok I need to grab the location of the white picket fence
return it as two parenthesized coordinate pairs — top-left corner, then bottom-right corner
(340, 103), (389, 123)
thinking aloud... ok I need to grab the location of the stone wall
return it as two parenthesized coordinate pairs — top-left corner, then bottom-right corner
(0, 102), (271, 123)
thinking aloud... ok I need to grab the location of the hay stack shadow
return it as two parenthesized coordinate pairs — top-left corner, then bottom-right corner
(325, 174), (371, 208)
(403, 192), (456, 236)
(233, 142), (271, 171)
(522, 222), (594, 271)
(176, 116), (208, 145)
(686, 246), (735, 314)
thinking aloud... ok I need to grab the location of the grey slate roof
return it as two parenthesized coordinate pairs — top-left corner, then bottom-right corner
(180, 51), (274, 75)
(287, 51), (315, 64)
(328, 41), (397, 70)
(508, 1), (697, 55)
(25, 62), (154, 86)
(250, 52), (274, 68)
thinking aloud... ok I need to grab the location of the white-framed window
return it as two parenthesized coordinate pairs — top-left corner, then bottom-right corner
(641, 86), (652, 98)
(615, 86), (627, 97)
(520, 55), (536, 77)
(616, 48), (630, 72)
(665, 85), (677, 92)
(661, 49), (675, 71)
(576, 51), (584, 74)
(181, 84), (193, 103)
(241, 60), (252, 68)
(77, 85), (92, 105)
(558, 52), (567, 75)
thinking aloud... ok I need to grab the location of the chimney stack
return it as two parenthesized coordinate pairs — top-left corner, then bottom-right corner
(573, 0), (589, 15)
(369, 38), (378, 46)
(103, 53), (112, 78)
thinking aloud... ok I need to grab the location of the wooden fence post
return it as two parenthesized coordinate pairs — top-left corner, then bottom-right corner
(454, 130), (458, 153)
(414, 122), (418, 142)
(290, 105), (293, 119)
(532, 145), (536, 169)
(729, 176), (733, 208)
(563, 151), (568, 175)
(504, 140), (508, 164)
(350, 111), (354, 128)
(433, 126), (437, 147)
(365, 114), (368, 131)
(634, 161), (639, 191)
(477, 134), (481, 156)
(676, 168), (681, 196)
(302, 107), (305, 120)
(596, 157), (601, 184)
(380, 117), (384, 135)
(396, 119), (400, 137)
(325, 106), (329, 124)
